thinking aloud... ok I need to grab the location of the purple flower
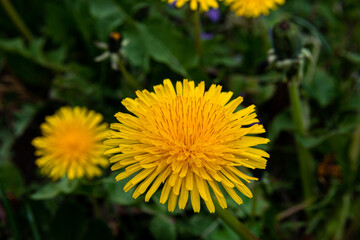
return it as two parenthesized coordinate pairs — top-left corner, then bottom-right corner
(201, 32), (214, 40)
(205, 8), (221, 23)
(169, 1), (177, 7)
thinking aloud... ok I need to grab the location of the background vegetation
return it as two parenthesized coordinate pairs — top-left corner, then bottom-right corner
(1, 0), (360, 239)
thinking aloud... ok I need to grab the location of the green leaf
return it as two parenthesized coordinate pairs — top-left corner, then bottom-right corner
(89, 0), (125, 39)
(31, 178), (79, 200)
(208, 224), (240, 240)
(181, 215), (215, 236)
(268, 110), (293, 142)
(31, 183), (61, 200)
(150, 215), (176, 240)
(0, 162), (25, 197)
(64, 0), (93, 47)
(103, 174), (136, 205)
(122, 28), (150, 72)
(0, 38), (30, 58)
(44, 2), (75, 44)
(341, 51), (360, 65)
(135, 22), (192, 77)
(304, 69), (336, 107)
(13, 104), (39, 137)
(89, 0), (123, 19)
(0, 37), (69, 71)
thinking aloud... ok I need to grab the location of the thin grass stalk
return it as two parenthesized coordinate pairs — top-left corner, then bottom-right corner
(25, 203), (41, 240)
(0, 183), (20, 240)
(193, 9), (203, 64)
(0, 0), (33, 42)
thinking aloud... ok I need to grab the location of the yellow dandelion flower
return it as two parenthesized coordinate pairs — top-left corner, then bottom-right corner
(105, 79), (269, 213)
(32, 106), (108, 180)
(225, 0), (285, 18)
(167, 0), (219, 12)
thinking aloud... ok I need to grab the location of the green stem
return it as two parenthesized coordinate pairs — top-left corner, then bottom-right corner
(0, 183), (20, 240)
(213, 198), (259, 240)
(346, 196), (360, 240)
(288, 77), (314, 200)
(0, 0), (33, 42)
(276, 197), (315, 221)
(118, 58), (141, 90)
(335, 192), (351, 240)
(349, 124), (360, 177)
(304, 37), (321, 83)
(193, 9), (203, 64)
(288, 79), (305, 135)
(25, 203), (41, 240)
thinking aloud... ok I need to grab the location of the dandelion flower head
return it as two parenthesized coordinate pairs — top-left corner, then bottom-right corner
(225, 0), (285, 18)
(105, 79), (270, 213)
(32, 107), (108, 180)
(167, 0), (219, 12)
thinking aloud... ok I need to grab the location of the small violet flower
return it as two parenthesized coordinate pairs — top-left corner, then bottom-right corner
(205, 8), (221, 23)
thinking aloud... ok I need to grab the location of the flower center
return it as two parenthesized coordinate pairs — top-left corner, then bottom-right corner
(56, 125), (93, 159)
(146, 96), (230, 168)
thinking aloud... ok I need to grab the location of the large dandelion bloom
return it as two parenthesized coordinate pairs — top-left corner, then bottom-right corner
(225, 0), (285, 18)
(167, 0), (219, 12)
(32, 107), (108, 180)
(105, 80), (269, 213)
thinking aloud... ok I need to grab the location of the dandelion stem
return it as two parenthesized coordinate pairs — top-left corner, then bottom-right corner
(213, 198), (259, 240)
(25, 203), (41, 240)
(288, 79), (305, 135)
(288, 75), (314, 200)
(0, 0), (33, 42)
(193, 9), (203, 64)
(0, 183), (20, 240)
(117, 58), (141, 90)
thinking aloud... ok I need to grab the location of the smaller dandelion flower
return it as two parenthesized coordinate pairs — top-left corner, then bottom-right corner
(225, 0), (285, 18)
(32, 106), (108, 180)
(105, 79), (270, 213)
(166, 0), (219, 12)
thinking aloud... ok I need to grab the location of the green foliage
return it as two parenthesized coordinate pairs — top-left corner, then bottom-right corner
(0, 0), (360, 239)
(103, 174), (137, 205)
(0, 162), (24, 197)
(31, 178), (79, 200)
(150, 215), (176, 240)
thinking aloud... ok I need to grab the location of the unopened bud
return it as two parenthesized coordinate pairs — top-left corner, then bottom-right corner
(272, 20), (302, 60)
(108, 32), (122, 53)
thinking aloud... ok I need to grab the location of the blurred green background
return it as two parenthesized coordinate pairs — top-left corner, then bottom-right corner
(0, 0), (360, 239)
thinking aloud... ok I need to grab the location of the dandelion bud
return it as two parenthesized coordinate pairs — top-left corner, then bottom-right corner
(272, 20), (302, 60)
(108, 32), (122, 53)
